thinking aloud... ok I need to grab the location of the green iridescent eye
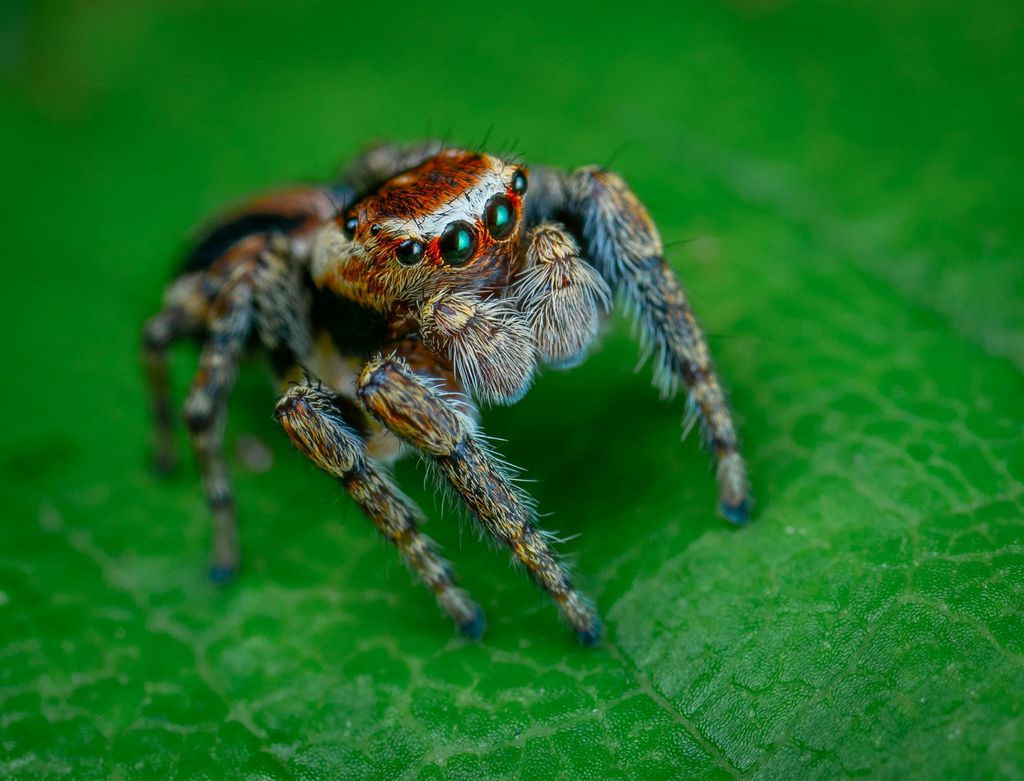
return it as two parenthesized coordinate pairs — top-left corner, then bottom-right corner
(438, 221), (476, 265)
(485, 195), (516, 240)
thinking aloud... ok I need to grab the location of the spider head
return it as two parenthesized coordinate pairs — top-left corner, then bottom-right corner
(312, 149), (528, 312)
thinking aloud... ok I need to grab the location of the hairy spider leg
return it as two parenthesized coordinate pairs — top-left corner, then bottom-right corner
(274, 383), (484, 637)
(355, 354), (601, 645)
(418, 289), (536, 405)
(339, 139), (446, 196)
(147, 228), (318, 582)
(513, 222), (612, 368)
(559, 167), (752, 523)
(142, 294), (200, 475)
(181, 264), (256, 582)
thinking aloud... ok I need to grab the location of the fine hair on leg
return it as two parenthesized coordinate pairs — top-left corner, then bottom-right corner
(513, 221), (612, 369)
(356, 354), (602, 645)
(274, 382), (484, 637)
(558, 166), (752, 523)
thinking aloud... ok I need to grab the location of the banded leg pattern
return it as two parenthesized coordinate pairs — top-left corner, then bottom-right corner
(275, 383), (484, 637)
(566, 167), (752, 523)
(356, 355), (601, 645)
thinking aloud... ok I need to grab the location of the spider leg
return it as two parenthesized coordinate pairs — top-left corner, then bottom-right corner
(274, 382), (484, 637)
(418, 289), (536, 405)
(512, 222), (612, 369)
(355, 354), (601, 645)
(339, 140), (446, 195)
(142, 297), (196, 473)
(142, 269), (226, 474)
(178, 234), (311, 582)
(182, 273), (254, 583)
(550, 166), (752, 523)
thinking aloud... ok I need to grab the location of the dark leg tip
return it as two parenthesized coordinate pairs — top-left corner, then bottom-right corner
(720, 497), (752, 526)
(457, 605), (487, 640)
(576, 616), (603, 648)
(208, 563), (238, 585)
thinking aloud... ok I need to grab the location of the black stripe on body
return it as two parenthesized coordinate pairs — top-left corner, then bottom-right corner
(182, 213), (308, 274)
(309, 277), (393, 359)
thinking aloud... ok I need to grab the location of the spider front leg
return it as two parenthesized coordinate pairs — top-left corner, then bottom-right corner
(356, 354), (601, 645)
(418, 290), (537, 405)
(561, 166), (752, 523)
(274, 383), (484, 637)
(513, 222), (612, 368)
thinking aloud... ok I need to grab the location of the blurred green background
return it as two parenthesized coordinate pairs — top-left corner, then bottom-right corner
(2, 0), (1022, 778)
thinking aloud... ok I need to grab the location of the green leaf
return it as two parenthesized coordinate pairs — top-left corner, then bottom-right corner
(2, 1), (1021, 779)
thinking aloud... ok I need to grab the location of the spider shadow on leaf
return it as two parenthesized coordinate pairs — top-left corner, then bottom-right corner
(486, 343), (721, 579)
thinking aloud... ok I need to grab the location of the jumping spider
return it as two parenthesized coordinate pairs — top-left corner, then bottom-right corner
(142, 141), (752, 645)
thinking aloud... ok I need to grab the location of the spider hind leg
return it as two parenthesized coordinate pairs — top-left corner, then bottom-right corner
(181, 267), (256, 582)
(144, 232), (314, 582)
(142, 305), (190, 476)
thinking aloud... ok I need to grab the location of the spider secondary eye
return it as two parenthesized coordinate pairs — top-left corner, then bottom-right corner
(395, 239), (424, 265)
(511, 169), (528, 194)
(438, 222), (476, 265)
(343, 215), (359, 238)
(485, 195), (516, 239)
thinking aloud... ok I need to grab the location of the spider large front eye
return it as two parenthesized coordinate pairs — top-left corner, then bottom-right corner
(438, 221), (477, 265)
(484, 195), (516, 240)
(395, 239), (424, 265)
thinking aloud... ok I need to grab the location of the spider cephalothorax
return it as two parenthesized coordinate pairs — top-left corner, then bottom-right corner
(313, 149), (528, 309)
(143, 140), (752, 646)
